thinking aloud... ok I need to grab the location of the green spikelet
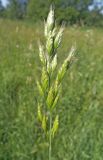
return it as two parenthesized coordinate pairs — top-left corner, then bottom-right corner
(46, 32), (54, 56)
(42, 115), (47, 132)
(37, 103), (42, 122)
(39, 43), (46, 65)
(36, 80), (44, 97)
(45, 6), (55, 37)
(46, 87), (54, 109)
(52, 93), (60, 110)
(41, 67), (48, 92)
(54, 24), (65, 50)
(52, 115), (59, 137)
(51, 54), (57, 72)
(57, 46), (76, 84)
(56, 60), (68, 84)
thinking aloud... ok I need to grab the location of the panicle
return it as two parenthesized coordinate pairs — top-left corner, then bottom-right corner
(37, 6), (77, 142)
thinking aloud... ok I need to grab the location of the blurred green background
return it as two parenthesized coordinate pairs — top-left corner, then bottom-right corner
(0, 20), (103, 160)
(0, 0), (103, 160)
(0, 0), (103, 26)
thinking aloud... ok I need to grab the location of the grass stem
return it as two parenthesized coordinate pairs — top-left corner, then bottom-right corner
(49, 112), (52, 160)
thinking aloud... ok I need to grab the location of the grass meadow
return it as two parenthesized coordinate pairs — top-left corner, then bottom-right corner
(0, 19), (103, 160)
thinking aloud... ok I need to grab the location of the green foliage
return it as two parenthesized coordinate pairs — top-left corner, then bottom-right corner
(0, 0), (5, 17)
(6, 0), (27, 19)
(26, 0), (94, 24)
(0, 0), (3, 10)
(0, 19), (103, 160)
(0, 0), (103, 27)
(26, 0), (49, 21)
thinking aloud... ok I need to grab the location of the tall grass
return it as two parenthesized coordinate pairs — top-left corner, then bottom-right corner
(0, 18), (103, 160)
(37, 6), (76, 160)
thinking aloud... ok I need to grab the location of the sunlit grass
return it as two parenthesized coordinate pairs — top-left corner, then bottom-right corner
(0, 19), (103, 160)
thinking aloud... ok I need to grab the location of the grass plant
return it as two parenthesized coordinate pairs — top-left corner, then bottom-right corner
(37, 6), (76, 160)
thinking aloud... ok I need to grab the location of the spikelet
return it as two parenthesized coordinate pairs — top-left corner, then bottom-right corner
(46, 31), (54, 56)
(66, 45), (76, 68)
(36, 80), (44, 97)
(45, 5), (55, 37)
(38, 42), (46, 65)
(42, 115), (47, 132)
(52, 27), (57, 38)
(46, 87), (54, 109)
(52, 115), (59, 137)
(54, 24), (65, 50)
(56, 60), (68, 84)
(54, 79), (59, 94)
(57, 45), (76, 84)
(41, 67), (48, 92)
(52, 92), (60, 110)
(51, 54), (57, 72)
(47, 60), (52, 75)
(37, 103), (42, 122)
